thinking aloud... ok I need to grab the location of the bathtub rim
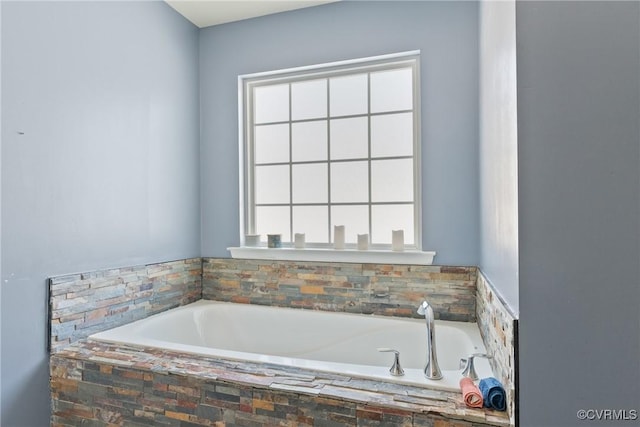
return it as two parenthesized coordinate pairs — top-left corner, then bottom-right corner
(89, 299), (492, 391)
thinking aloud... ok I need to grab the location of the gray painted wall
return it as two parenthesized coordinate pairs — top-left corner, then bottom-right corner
(478, 0), (519, 313)
(4, 2), (637, 426)
(517, 2), (640, 426)
(199, 1), (480, 266)
(1, 2), (199, 425)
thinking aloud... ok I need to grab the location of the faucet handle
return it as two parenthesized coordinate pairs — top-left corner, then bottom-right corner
(377, 348), (405, 376)
(459, 353), (492, 381)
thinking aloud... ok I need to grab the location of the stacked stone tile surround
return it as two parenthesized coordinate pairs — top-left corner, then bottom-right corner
(202, 258), (477, 322)
(49, 258), (202, 352)
(476, 272), (517, 425)
(49, 257), (516, 426)
(51, 341), (510, 426)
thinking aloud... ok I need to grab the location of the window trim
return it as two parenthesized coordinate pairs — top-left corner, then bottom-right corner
(237, 51), (423, 251)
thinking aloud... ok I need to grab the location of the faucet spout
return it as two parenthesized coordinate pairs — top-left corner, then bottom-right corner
(417, 300), (443, 380)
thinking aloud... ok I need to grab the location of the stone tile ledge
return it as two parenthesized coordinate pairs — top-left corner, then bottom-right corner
(49, 258), (202, 352)
(202, 258), (478, 322)
(52, 340), (511, 426)
(476, 271), (517, 425)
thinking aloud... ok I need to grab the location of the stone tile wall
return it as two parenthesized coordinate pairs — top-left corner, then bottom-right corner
(475, 272), (518, 425)
(49, 258), (202, 352)
(202, 258), (478, 322)
(51, 340), (511, 426)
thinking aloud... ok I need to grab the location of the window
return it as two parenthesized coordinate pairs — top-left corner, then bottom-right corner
(239, 51), (421, 250)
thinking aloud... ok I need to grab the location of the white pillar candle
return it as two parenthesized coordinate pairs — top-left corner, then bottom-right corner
(334, 225), (345, 249)
(245, 234), (260, 247)
(357, 234), (369, 251)
(294, 233), (306, 249)
(392, 230), (404, 252)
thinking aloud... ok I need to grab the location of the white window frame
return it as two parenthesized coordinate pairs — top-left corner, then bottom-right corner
(234, 51), (434, 264)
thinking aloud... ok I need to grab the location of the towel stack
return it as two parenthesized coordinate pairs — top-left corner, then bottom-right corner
(459, 376), (506, 411)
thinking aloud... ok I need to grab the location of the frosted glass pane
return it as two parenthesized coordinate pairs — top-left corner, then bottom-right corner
(292, 163), (328, 203)
(254, 84), (289, 124)
(371, 159), (413, 202)
(255, 165), (289, 204)
(256, 206), (291, 242)
(371, 204), (414, 245)
(331, 205), (368, 243)
(330, 74), (368, 117)
(371, 112), (413, 158)
(370, 68), (413, 113)
(255, 124), (289, 164)
(292, 79), (327, 120)
(331, 161), (368, 203)
(293, 206), (329, 243)
(330, 117), (368, 160)
(292, 121), (327, 162)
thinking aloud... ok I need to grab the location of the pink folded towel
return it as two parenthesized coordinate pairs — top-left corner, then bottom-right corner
(460, 377), (484, 408)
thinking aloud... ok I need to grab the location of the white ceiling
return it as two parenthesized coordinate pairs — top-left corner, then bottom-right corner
(165, 0), (340, 28)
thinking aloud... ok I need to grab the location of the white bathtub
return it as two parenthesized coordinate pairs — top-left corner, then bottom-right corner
(89, 300), (492, 392)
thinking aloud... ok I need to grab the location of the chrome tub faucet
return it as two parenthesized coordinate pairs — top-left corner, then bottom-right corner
(417, 300), (443, 380)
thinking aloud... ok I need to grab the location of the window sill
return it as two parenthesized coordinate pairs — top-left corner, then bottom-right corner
(227, 247), (436, 265)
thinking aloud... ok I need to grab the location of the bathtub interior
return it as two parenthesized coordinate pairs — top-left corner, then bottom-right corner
(90, 300), (493, 391)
